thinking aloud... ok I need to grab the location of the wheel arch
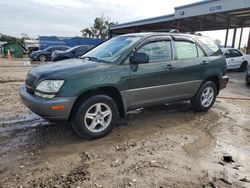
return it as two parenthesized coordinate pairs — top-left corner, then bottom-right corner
(69, 86), (125, 121)
(202, 75), (220, 94)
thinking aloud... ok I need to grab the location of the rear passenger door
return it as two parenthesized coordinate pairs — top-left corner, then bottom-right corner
(173, 37), (207, 98)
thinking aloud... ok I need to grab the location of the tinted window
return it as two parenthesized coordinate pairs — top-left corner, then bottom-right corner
(137, 41), (172, 63)
(59, 46), (68, 50)
(197, 37), (222, 56)
(74, 47), (84, 52)
(175, 41), (198, 59)
(224, 50), (231, 58)
(45, 47), (53, 52)
(231, 49), (242, 57)
(197, 46), (205, 57)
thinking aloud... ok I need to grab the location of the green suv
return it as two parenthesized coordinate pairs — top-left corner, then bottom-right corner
(20, 32), (229, 139)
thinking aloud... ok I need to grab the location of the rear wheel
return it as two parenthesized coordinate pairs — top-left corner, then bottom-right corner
(71, 95), (118, 139)
(191, 81), (217, 112)
(39, 55), (46, 62)
(239, 61), (248, 72)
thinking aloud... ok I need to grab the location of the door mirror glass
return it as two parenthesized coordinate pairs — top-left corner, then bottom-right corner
(130, 52), (149, 64)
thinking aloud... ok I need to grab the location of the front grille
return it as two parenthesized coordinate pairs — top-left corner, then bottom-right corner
(25, 74), (37, 93)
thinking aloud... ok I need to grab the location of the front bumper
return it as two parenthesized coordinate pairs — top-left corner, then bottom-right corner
(220, 76), (229, 89)
(19, 85), (76, 121)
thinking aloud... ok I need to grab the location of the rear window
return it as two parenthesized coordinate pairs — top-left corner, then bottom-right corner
(197, 37), (222, 56)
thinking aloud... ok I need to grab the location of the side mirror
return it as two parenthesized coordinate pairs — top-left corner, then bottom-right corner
(130, 52), (149, 64)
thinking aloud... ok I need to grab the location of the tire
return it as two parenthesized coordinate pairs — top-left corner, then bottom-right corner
(39, 55), (46, 62)
(239, 61), (248, 72)
(191, 81), (217, 112)
(71, 95), (118, 139)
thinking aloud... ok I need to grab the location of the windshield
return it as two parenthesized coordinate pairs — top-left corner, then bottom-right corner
(81, 36), (142, 63)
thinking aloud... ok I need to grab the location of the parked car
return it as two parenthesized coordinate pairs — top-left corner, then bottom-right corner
(221, 48), (249, 71)
(30, 46), (70, 62)
(20, 32), (228, 139)
(51, 45), (95, 62)
(246, 64), (250, 85)
(27, 47), (39, 57)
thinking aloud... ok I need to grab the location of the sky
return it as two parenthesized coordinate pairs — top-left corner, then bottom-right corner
(0, 0), (249, 47)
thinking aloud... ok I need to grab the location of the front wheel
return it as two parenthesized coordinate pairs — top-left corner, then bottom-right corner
(71, 95), (118, 139)
(39, 55), (46, 62)
(191, 81), (217, 112)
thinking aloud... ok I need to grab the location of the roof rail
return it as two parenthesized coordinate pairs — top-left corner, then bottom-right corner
(194, 32), (202, 36)
(169, 29), (179, 33)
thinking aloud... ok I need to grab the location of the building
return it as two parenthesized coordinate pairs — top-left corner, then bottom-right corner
(109, 0), (250, 51)
(24, 39), (39, 49)
(1, 41), (27, 58)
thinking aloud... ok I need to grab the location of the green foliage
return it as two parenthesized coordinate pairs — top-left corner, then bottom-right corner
(81, 16), (117, 39)
(0, 34), (25, 45)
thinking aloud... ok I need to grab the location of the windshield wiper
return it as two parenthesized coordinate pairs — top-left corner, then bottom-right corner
(81, 56), (111, 63)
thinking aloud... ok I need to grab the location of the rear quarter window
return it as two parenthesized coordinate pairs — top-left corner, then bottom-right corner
(197, 37), (222, 56)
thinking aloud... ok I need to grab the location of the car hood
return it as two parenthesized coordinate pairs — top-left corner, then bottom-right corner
(29, 58), (110, 79)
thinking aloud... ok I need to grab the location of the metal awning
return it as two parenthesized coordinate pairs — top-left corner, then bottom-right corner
(110, 0), (250, 33)
(109, 0), (250, 50)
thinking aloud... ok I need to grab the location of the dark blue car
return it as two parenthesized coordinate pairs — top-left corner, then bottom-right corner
(30, 46), (70, 62)
(51, 45), (95, 62)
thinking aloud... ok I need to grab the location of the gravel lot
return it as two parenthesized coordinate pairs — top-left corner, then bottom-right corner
(0, 58), (250, 188)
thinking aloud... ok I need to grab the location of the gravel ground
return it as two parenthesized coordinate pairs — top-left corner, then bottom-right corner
(0, 58), (250, 188)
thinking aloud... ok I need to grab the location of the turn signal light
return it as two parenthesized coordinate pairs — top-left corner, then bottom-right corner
(51, 105), (65, 110)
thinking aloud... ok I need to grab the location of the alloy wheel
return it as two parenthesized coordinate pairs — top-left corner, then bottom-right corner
(84, 103), (112, 133)
(201, 86), (214, 107)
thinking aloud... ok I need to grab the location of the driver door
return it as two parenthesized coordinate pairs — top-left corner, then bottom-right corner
(128, 36), (179, 109)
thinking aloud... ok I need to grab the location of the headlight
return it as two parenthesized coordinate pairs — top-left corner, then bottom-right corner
(35, 80), (64, 98)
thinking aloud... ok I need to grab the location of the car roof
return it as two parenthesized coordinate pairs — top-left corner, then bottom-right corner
(118, 32), (208, 42)
(220, 47), (239, 52)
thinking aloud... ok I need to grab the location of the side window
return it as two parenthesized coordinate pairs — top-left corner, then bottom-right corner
(175, 41), (198, 59)
(47, 47), (54, 52)
(197, 46), (205, 57)
(225, 50), (231, 58)
(137, 41), (172, 63)
(78, 47), (86, 52)
(231, 49), (242, 57)
(197, 36), (222, 56)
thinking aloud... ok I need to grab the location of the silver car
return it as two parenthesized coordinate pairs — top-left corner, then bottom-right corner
(221, 48), (249, 72)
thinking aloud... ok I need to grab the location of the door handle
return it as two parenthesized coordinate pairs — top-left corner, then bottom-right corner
(201, 60), (208, 65)
(164, 64), (176, 70)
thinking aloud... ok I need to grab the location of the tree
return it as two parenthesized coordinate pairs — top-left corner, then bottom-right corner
(0, 34), (25, 45)
(81, 16), (117, 39)
(214, 39), (222, 46)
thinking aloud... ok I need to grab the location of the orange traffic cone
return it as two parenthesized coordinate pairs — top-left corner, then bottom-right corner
(7, 50), (11, 60)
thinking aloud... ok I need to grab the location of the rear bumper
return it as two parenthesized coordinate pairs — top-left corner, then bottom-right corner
(19, 85), (76, 121)
(220, 76), (229, 90)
